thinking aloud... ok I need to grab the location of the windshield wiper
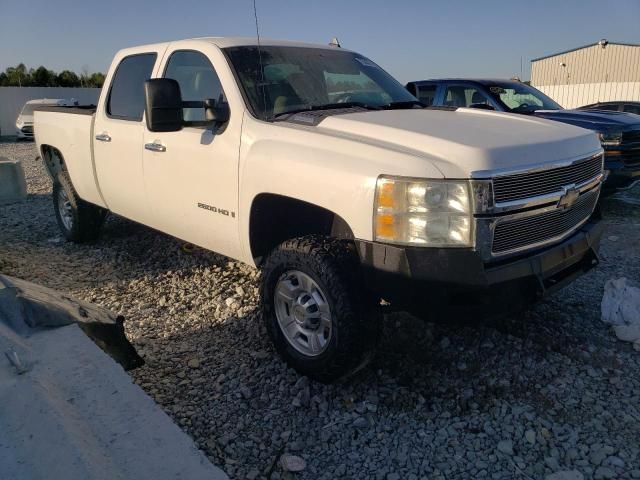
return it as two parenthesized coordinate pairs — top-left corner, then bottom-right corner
(272, 102), (380, 120)
(380, 100), (425, 110)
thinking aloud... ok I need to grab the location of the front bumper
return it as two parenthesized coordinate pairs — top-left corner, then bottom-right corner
(356, 217), (603, 307)
(16, 124), (34, 139)
(603, 146), (640, 190)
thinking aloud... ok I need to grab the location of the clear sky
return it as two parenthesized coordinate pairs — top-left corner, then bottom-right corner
(0, 0), (638, 83)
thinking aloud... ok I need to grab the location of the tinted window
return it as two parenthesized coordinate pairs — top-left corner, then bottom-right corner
(594, 104), (620, 111)
(444, 86), (490, 107)
(624, 104), (640, 115)
(416, 85), (437, 106)
(164, 50), (225, 122)
(107, 54), (157, 121)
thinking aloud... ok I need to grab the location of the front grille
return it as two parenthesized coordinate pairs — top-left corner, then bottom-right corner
(619, 150), (640, 169)
(21, 126), (34, 135)
(622, 130), (640, 144)
(492, 188), (599, 254)
(492, 154), (602, 203)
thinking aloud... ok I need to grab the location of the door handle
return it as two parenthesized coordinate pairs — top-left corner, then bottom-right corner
(95, 133), (111, 142)
(144, 142), (166, 153)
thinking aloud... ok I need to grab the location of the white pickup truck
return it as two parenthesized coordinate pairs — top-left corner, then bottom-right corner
(35, 37), (605, 382)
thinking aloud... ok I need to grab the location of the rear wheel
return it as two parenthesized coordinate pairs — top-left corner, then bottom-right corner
(53, 171), (107, 243)
(261, 235), (380, 383)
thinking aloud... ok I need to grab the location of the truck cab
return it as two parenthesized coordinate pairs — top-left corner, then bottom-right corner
(35, 38), (605, 382)
(406, 79), (640, 192)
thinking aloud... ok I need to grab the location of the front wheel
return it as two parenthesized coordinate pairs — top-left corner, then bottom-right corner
(261, 236), (380, 383)
(53, 171), (107, 243)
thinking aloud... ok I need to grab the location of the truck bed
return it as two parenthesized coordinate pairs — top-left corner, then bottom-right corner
(34, 105), (97, 115)
(34, 108), (106, 208)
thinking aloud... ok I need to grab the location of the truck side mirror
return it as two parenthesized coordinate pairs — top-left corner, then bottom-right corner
(205, 99), (231, 124)
(144, 78), (184, 132)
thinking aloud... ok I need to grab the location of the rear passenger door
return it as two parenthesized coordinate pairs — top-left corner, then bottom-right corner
(93, 50), (162, 223)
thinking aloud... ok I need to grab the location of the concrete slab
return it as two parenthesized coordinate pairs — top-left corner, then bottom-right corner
(0, 277), (228, 480)
(0, 157), (27, 204)
(0, 275), (143, 370)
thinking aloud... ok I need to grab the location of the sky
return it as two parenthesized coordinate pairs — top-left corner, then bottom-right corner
(0, 0), (638, 83)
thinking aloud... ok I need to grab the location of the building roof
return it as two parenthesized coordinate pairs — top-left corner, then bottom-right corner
(532, 41), (640, 62)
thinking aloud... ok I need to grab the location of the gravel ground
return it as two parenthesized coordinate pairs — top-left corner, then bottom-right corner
(1, 139), (639, 480)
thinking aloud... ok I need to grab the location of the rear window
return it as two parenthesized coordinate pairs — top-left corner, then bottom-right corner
(107, 53), (157, 121)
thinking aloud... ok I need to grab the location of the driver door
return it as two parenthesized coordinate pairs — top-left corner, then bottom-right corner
(142, 48), (242, 260)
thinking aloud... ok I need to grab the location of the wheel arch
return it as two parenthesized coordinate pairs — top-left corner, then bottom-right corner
(248, 193), (355, 265)
(40, 144), (66, 179)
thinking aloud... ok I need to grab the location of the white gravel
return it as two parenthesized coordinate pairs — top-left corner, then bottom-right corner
(1, 139), (639, 480)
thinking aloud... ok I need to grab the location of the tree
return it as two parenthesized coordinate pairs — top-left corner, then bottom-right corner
(1, 63), (105, 87)
(87, 72), (105, 88)
(6, 63), (28, 86)
(32, 66), (56, 87)
(57, 70), (81, 87)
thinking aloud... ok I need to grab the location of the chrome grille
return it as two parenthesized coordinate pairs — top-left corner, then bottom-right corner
(492, 154), (602, 204)
(492, 188), (599, 254)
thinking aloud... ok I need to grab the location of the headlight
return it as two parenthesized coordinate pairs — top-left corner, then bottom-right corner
(374, 176), (473, 246)
(598, 131), (622, 146)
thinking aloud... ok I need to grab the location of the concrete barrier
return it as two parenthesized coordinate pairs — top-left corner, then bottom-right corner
(0, 157), (27, 204)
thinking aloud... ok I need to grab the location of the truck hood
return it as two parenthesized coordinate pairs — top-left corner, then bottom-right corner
(315, 108), (601, 178)
(532, 109), (640, 133)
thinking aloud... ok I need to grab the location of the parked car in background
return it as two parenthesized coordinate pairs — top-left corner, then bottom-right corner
(35, 38), (604, 381)
(578, 101), (640, 115)
(16, 99), (78, 140)
(406, 79), (640, 192)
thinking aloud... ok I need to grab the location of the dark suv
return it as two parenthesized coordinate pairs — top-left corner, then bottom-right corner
(406, 79), (640, 192)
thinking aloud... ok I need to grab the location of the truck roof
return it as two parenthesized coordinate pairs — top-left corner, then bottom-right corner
(119, 37), (348, 53)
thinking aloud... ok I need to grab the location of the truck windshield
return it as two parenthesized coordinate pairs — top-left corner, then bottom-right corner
(224, 46), (419, 120)
(486, 82), (563, 113)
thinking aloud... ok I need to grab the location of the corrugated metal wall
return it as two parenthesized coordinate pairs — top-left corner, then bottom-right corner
(531, 43), (640, 108)
(0, 87), (100, 137)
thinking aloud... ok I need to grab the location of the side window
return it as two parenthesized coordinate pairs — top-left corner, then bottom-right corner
(595, 104), (619, 111)
(164, 50), (225, 122)
(624, 104), (640, 115)
(444, 86), (491, 108)
(107, 53), (157, 121)
(416, 85), (437, 106)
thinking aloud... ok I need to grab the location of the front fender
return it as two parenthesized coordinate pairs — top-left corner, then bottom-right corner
(237, 116), (443, 262)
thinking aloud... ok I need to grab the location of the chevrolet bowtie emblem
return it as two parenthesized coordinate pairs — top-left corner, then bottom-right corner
(558, 185), (580, 210)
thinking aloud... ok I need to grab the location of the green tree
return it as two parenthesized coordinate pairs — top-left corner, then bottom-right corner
(1, 63), (105, 88)
(6, 63), (28, 86)
(57, 70), (81, 87)
(87, 72), (105, 88)
(32, 66), (56, 87)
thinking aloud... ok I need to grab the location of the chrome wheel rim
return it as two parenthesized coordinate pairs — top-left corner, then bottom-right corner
(58, 188), (73, 231)
(274, 270), (332, 357)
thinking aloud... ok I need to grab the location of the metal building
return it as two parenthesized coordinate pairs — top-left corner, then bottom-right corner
(531, 40), (640, 109)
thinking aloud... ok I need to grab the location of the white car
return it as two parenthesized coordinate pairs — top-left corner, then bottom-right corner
(34, 37), (604, 382)
(16, 98), (78, 140)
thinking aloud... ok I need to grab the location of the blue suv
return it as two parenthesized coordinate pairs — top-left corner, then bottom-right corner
(406, 79), (640, 193)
